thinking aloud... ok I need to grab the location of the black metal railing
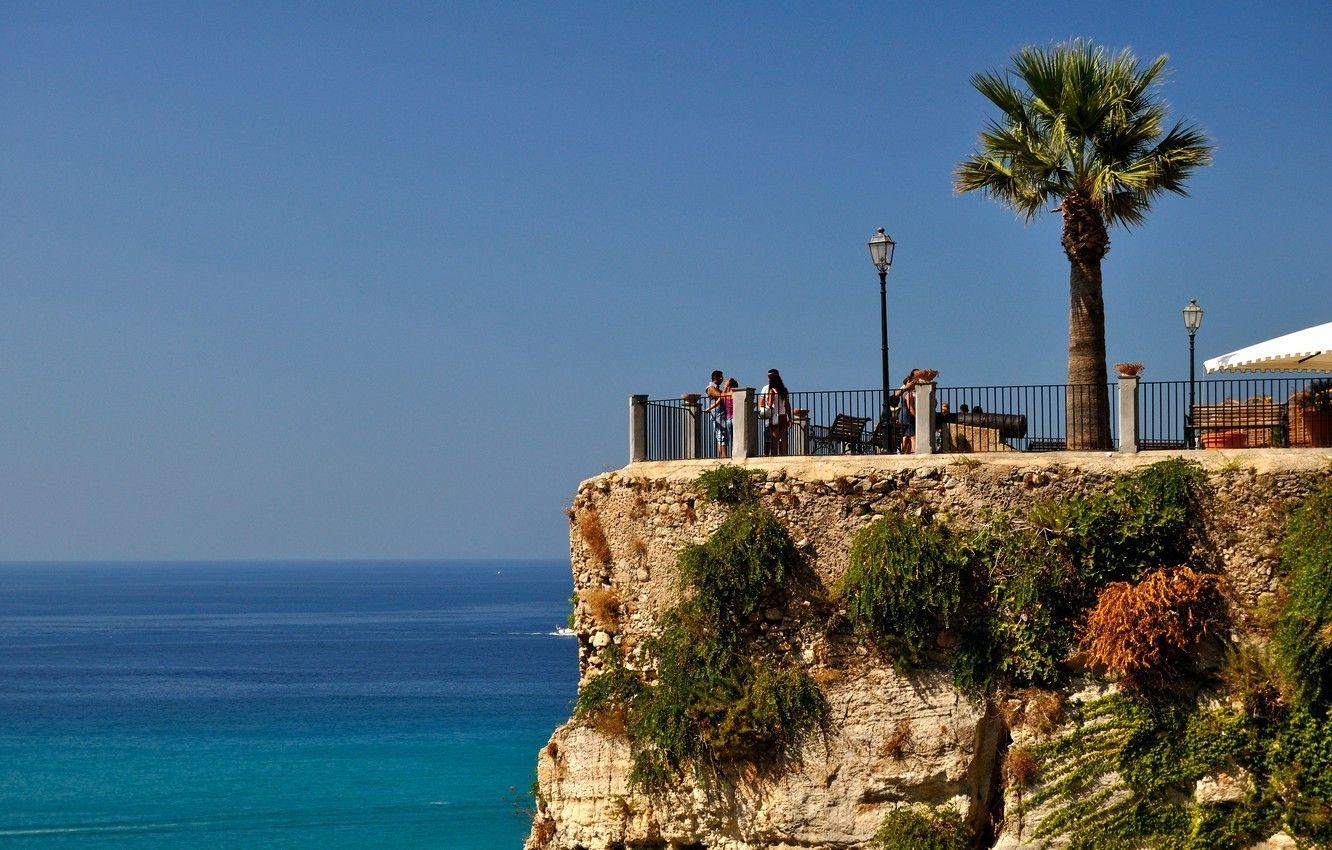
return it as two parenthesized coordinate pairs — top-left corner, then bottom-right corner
(935, 384), (1118, 452)
(645, 398), (686, 461)
(1140, 376), (1329, 449)
(641, 375), (1331, 461)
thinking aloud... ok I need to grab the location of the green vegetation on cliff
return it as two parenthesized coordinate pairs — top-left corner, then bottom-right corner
(1273, 485), (1332, 712)
(841, 458), (1209, 692)
(576, 479), (825, 791)
(872, 804), (969, 850)
(1021, 482), (1332, 849)
(838, 512), (964, 665)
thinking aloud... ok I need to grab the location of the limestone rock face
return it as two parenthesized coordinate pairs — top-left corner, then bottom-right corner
(531, 668), (991, 850)
(529, 452), (1332, 850)
(1194, 767), (1255, 805)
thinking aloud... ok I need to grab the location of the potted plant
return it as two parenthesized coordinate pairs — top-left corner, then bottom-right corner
(1115, 362), (1145, 378)
(1293, 379), (1332, 447)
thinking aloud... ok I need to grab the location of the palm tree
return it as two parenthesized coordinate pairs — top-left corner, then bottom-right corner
(955, 40), (1213, 449)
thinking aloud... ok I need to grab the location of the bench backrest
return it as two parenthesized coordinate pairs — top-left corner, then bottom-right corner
(1190, 402), (1284, 429)
(829, 414), (870, 440)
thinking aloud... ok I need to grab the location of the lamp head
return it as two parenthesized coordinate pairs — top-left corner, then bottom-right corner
(868, 227), (895, 273)
(1182, 299), (1204, 333)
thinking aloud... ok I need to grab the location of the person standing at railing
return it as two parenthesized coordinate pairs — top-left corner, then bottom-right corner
(895, 369), (921, 454)
(705, 376), (739, 458)
(704, 370), (729, 458)
(761, 369), (792, 455)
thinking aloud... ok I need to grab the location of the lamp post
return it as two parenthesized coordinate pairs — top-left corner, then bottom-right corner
(868, 228), (896, 440)
(1182, 299), (1204, 448)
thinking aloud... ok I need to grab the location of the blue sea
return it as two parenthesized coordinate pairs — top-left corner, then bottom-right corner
(0, 561), (575, 849)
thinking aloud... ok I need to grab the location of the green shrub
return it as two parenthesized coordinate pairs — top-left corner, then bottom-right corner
(577, 501), (823, 792)
(693, 466), (761, 504)
(677, 504), (798, 628)
(872, 805), (969, 850)
(983, 530), (1076, 686)
(1095, 457), (1204, 582)
(573, 645), (643, 735)
(838, 512), (965, 664)
(1273, 485), (1332, 712)
(1270, 708), (1332, 841)
(626, 610), (825, 789)
(1025, 458), (1203, 588)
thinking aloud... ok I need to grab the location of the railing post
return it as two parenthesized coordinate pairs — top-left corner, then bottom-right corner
(681, 393), (702, 459)
(791, 408), (809, 455)
(1117, 376), (1140, 453)
(732, 387), (756, 461)
(914, 381), (937, 455)
(629, 394), (648, 463)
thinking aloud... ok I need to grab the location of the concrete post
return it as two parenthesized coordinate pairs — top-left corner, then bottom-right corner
(681, 394), (702, 459)
(791, 408), (809, 456)
(732, 387), (756, 462)
(629, 394), (648, 463)
(1117, 376), (1140, 453)
(914, 381), (937, 455)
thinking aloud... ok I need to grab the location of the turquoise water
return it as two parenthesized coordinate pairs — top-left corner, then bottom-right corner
(0, 561), (576, 848)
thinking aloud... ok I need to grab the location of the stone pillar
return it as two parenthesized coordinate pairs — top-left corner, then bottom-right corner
(629, 394), (648, 463)
(791, 408), (809, 456)
(914, 381), (937, 455)
(681, 393), (702, 459)
(732, 387), (756, 462)
(1117, 376), (1140, 454)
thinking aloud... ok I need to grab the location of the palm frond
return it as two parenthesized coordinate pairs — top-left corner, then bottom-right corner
(957, 38), (1212, 232)
(954, 155), (1048, 221)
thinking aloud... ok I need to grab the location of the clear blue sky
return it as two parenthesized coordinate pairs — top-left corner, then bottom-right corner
(2, 2), (1328, 560)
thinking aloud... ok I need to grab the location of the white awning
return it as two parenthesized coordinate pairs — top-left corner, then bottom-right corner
(1204, 322), (1332, 373)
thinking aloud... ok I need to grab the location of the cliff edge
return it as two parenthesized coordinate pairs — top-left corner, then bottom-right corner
(527, 451), (1332, 850)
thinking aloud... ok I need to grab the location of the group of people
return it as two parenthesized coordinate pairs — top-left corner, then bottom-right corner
(893, 368), (964, 453)
(703, 366), (951, 457)
(703, 368), (792, 457)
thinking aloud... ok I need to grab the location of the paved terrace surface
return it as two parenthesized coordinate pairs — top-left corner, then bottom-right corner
(614, 448), (1332, 485)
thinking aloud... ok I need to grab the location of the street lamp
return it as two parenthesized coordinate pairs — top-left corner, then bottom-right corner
(1182, 299), (1204, 447)
(868, 228), (896, 442)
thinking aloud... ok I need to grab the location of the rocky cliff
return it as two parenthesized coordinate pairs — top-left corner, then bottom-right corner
(526, 451), (1332, 850)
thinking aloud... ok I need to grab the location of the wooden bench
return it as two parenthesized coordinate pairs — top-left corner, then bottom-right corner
(1188, 401), (1287, 448)
(809, 414), (870, 454)
(867, 418), (899, 453)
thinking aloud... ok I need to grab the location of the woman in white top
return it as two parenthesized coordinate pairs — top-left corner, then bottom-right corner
(761, 369), (792, 455)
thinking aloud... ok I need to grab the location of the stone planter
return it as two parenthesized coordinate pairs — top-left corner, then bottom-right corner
(1306, 410), (1332, 447)
(1202, 429), (1247, 449)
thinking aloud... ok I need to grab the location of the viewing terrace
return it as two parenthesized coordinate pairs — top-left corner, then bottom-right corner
(629, 375), (1332, 463)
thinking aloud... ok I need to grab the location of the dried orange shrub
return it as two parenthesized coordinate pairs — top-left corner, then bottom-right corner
(1021, 689), (1067, 736)
(578, 509), (612, 564)
(630, 536), (649, 564)
(531, 816), (557, 848)
(580, 586), (621, 630)
(1078, 566), (1229, 687)
(1004, 745), (1038, 788)
(882, 719), (912, 759)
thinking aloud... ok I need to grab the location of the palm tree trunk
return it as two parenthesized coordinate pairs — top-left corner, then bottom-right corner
(1061, 194), (1113, 450)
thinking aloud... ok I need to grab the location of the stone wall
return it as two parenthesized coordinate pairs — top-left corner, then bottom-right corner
(528, 450), (1332, 850)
